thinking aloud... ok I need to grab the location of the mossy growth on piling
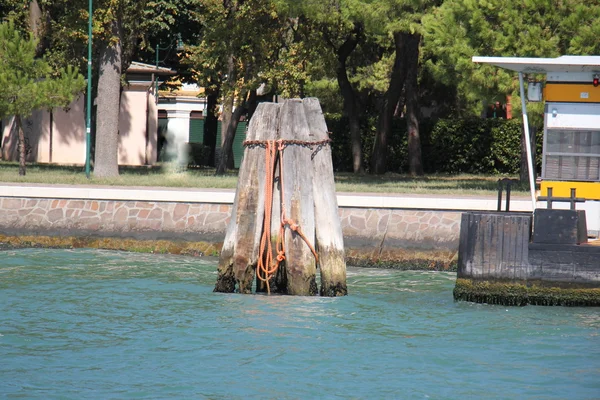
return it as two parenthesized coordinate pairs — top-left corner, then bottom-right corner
(0, 234), (220, 257)
(454, 278), (600, 307)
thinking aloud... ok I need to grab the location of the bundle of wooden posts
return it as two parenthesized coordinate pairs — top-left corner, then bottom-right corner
(214, 98), (347, 296)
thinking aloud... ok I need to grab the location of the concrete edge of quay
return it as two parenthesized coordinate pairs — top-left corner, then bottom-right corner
(0, 183), (535, 211)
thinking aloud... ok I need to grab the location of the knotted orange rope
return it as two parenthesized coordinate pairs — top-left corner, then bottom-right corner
(256, 140), (319, 294)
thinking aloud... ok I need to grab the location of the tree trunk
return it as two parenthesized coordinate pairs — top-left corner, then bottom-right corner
(216, 92), (248, 175)
(220, 91), (234, 170)
(16, 116), (26, 176)
(333, 22), (363, 173)
(94, 20), (122, 178)
(204, 87), (219, 166)
(405, 33), (423, 176)
(246, 89), (258, 122)
(28, 0), (48, 56)
(371, 31), (408, 175)
(219, 52), (237, 171)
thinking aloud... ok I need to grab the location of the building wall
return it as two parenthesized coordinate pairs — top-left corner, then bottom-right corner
(1, 110), (51, 162)
(51, 96), (86, 164)
(1, 90), (155, 167)
(147, 94), (158, 165)
(118, 86), (155, 166)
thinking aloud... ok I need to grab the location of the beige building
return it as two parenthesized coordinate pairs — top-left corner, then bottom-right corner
(0, 62), (174, 167)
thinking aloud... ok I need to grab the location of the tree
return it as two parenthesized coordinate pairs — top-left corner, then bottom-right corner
(423, 0), (600, 114)
(423, 0), (600, 180)
(187, 0), (290, 175)
(367, 0), (440, 175)
(0, 20), (85, 176)
(276, 0), (373, 173)
(321, 19), (366, 173)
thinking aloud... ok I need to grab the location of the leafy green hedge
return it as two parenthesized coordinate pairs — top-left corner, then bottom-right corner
(327, 116), (542, 175)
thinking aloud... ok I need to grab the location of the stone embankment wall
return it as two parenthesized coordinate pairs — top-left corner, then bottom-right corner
(0, 194), (463, 267)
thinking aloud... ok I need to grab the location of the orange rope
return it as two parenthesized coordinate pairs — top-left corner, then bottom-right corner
(256, 140), (319, 294)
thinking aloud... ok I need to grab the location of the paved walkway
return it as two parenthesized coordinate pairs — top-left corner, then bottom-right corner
(0, 182), (535, 212)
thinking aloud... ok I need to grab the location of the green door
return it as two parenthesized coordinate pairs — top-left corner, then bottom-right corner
(216, 121), (247, 168)
(189, 118), (205, 144)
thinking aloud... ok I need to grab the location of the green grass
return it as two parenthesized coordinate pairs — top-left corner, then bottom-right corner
(0, 161), (530, 196)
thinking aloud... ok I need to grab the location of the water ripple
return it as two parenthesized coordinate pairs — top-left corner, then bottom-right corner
(0, 249), (599, 399)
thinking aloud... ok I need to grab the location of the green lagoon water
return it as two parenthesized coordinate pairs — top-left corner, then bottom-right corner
(1, 249), (599, 399)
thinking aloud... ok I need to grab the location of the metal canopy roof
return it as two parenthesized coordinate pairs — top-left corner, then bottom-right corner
(472, 55), (600, 73)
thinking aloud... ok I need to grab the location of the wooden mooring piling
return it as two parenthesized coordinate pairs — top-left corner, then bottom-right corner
(214, 98), (347, 296)
(455, 210), (600, 306)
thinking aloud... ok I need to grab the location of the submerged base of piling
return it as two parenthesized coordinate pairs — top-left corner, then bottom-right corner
(454, 278), (600, 307)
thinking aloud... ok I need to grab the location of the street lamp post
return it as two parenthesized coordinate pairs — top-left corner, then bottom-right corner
(85, 0), (92, 178)
(155, 43), (161, 104)
(155, 35), (183, 104)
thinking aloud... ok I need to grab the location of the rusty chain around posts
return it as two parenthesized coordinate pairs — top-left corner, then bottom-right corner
(248, 138), (329, 294)
(243, 138), (332, 160)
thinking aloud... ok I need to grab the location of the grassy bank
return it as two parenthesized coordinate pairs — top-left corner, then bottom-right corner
(0, 161), (529, 196)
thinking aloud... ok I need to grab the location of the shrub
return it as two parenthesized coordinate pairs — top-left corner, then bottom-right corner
(326, 115), (540, 175)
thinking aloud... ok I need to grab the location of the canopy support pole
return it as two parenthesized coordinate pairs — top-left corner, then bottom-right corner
(518, 72), (537, 211)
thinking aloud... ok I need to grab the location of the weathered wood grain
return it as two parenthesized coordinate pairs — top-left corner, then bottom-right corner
(214, 103), (280, 293)
(279, 99), (318, 295)
(457, 212), (532, 281)
(215, 98), (347, 296)
(302, 98), (347, 296)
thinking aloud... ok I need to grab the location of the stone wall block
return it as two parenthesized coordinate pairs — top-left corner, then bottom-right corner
(389, 212), (403, 225)
(18, 209), (33, 217)
(349, 215), (366, 231)
(147, 208), (163, 220)
(173, 204), (190, 221)
(187, 216), (196, 227)
(47, 208), (64, 223)
(377, 212), (390, 234)
(86, 219), (101, 230)
(27, 214), (45, 227)
(429, 215), (441, 225)
(137, 209), (149, 219)
(204, 212), (228, 227)
(404, 215), (419, 224)
(67, 200), (85, 209)
(3, 198), (22, 209)
(163, 212), (175, 229)
(32, 208), (46, 215)
(135, 201), (153, 209)
(114, 207), (128, 225)
(342, 225), (359, 237)
(148, 220), (162, 230)
(365, 211), (380, 233)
